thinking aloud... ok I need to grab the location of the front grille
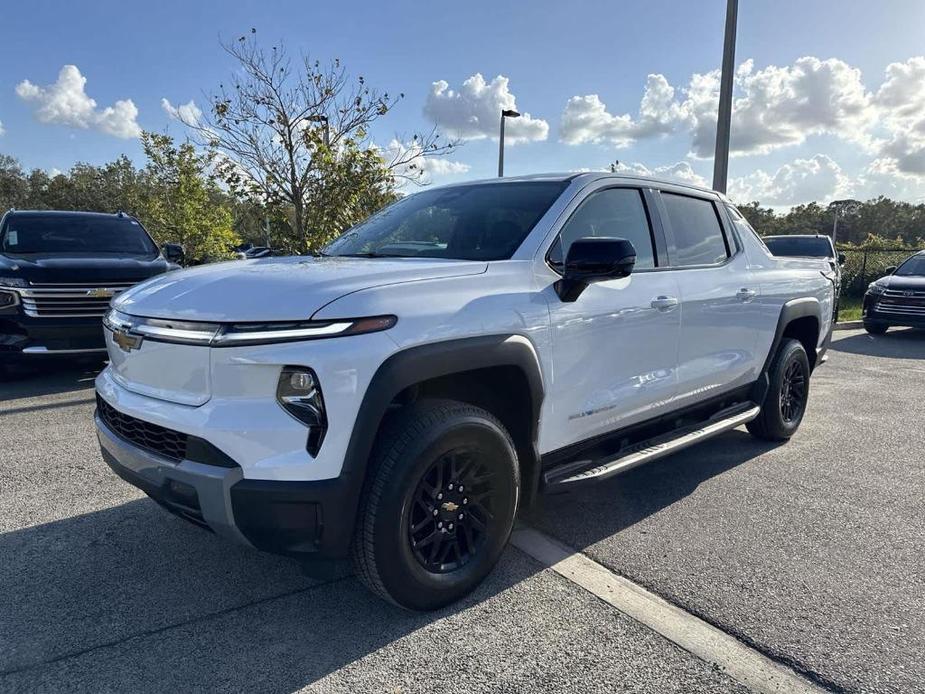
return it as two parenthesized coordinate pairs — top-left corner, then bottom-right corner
(875, 289), (925, 316)
(20, 281), (137, 318)
(883, 288), (925, 298)
(97, 394), (188, 462)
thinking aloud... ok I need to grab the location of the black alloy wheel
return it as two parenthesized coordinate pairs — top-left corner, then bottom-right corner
(408, 448), (496, 573)
(779, 359), (807, 424)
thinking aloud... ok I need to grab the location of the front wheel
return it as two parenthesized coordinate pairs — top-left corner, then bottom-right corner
(352, 399), (519, 610)
(747, 338), (811, 441)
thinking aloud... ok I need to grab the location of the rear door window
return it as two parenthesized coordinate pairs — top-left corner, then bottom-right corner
(661, 193), (729, 267)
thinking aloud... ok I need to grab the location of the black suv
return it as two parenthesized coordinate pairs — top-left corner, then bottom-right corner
(863, 250), (925, 334)
(0, 210), (181, 370)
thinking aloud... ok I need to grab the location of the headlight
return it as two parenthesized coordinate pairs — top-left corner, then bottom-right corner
(0, 277), (28, 288)
(211, 315), (397, 347)
(103, 309), (396, 348)
(277, 367), (327, 456)
(0, 289), (19, 308)
(867, 283), (887, 295)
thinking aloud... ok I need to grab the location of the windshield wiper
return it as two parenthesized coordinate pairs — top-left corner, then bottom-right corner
(336, 252), (404, 258)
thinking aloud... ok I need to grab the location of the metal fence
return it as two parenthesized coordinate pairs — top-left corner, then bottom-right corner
(839, 248), (921, 298)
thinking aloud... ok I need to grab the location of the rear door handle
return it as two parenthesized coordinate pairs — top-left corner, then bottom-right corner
(651, 296), (679, 311)
(736, 288), (758, 302)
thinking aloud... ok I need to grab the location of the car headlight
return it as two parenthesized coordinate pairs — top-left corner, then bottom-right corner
(0, 289), (19, 309)
(867, 283), (887, 296)
(277, 367), (327, 456)
(211, 315), (397, 347)
(0, 277), (28, 288)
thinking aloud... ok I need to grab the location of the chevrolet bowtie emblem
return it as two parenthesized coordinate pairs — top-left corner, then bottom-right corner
(441, 501), (460, 513)
(113, 329), (143, 352)
(86, 288), (115, 298)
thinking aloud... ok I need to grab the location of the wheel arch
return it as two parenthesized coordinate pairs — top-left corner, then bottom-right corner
(752, 297), (823, 403)
(341, 334), (545, 525)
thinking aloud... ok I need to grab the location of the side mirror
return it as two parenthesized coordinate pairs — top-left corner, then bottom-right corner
(838, 252), (846, 266)
(555, 237), (636, 302)
(885, 265), (897, 275)
(162, 242), (185, 264)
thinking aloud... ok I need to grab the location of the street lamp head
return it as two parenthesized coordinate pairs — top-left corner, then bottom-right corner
(501, 109), (521, 118)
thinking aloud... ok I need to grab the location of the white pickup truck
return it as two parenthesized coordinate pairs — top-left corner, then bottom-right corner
(95, 173), (834, 610)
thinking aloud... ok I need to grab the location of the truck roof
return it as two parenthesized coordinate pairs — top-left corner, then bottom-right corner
(436, 172), (728, 200)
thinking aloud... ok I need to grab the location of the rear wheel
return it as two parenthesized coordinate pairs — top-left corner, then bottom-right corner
(747, 338), (811, 441)
(352, 399), (519, 610)
(864, 322), (888, 335)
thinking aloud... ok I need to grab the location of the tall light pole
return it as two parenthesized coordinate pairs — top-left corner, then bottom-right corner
(498, 109), (520, 177)
(712, 0), (738, 193)
(307, 114), (330, 148)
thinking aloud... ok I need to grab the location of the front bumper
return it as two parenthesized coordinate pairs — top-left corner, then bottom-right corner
(0, 312), (107, 358)
(95, 402), (359, 558)
(863, 296), (925, 328)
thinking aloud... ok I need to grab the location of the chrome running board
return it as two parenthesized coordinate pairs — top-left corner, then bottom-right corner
(544, 403), (761, 490)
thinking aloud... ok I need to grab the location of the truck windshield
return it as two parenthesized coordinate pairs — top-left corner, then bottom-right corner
(895, 256), (925, 276)
(324, 181), (568, 261)
(764, 237), (833, 259)
(0, 215), (158, 256)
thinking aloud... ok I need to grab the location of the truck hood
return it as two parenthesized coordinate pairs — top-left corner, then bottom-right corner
(114, 256), (488, 322)
(0, 253), (170, 284)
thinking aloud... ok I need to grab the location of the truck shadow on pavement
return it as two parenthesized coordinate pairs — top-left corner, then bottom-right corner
(0, 421), (778, 691)
(524, 430), (780, 558)
(828, 326), (925, 359)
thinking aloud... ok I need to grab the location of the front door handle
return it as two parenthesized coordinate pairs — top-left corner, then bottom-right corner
(651, 295), (679, 311)
(736, 288), (758, 302)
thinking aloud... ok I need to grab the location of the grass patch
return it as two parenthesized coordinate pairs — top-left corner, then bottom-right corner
(839, 297), (863, 322)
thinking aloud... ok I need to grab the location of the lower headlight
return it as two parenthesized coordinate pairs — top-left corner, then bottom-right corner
(277, 367), (327, 456)
(0, 290), (19, 309)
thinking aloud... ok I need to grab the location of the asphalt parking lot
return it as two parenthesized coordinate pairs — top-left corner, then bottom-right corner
(1, 328), (923, 693)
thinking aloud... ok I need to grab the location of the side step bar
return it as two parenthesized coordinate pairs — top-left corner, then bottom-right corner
(543, 403), (761, 491)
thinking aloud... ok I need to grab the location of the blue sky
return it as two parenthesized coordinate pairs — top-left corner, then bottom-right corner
(2, 0), (925, 207)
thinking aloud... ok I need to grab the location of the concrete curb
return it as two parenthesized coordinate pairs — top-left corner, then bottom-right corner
(834, 320), (863, 330)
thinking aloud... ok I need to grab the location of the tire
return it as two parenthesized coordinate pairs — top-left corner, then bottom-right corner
(747, 338), (811, 442)
(352, 399), (520, 610)
(864, 322), (888, 335)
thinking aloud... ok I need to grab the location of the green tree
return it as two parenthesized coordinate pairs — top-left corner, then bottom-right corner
(139, 132), (240, 262)
(178, 30), (455, 253)
(0, 155), (29, 210)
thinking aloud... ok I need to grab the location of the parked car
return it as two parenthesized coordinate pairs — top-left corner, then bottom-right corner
(0, 210), (182, 373)
(862, 250), (925, 334)
(94, 174), (834, 610)
(763, 234), (844, 320)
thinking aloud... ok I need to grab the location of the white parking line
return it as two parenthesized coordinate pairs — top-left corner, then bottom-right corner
(511, 526), (826, 694)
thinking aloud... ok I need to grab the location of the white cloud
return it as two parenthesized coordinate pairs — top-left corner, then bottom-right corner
(872, 57), (925, 176)
(0, 121), (4, 136)
(613, 160), (708, 187)
(424, 73), (548, 144)
(560, 57), (878, 158)
(15, 65), (141, 139)
(561, 75), (686, 147)
(161, 98), (203, 126)
(727, 154), (851, 205)
(380, 138), (470, 185)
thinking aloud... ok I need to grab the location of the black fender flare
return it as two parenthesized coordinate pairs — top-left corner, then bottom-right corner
(752, 297), (823, 403)
(332, 334), (545, 545)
